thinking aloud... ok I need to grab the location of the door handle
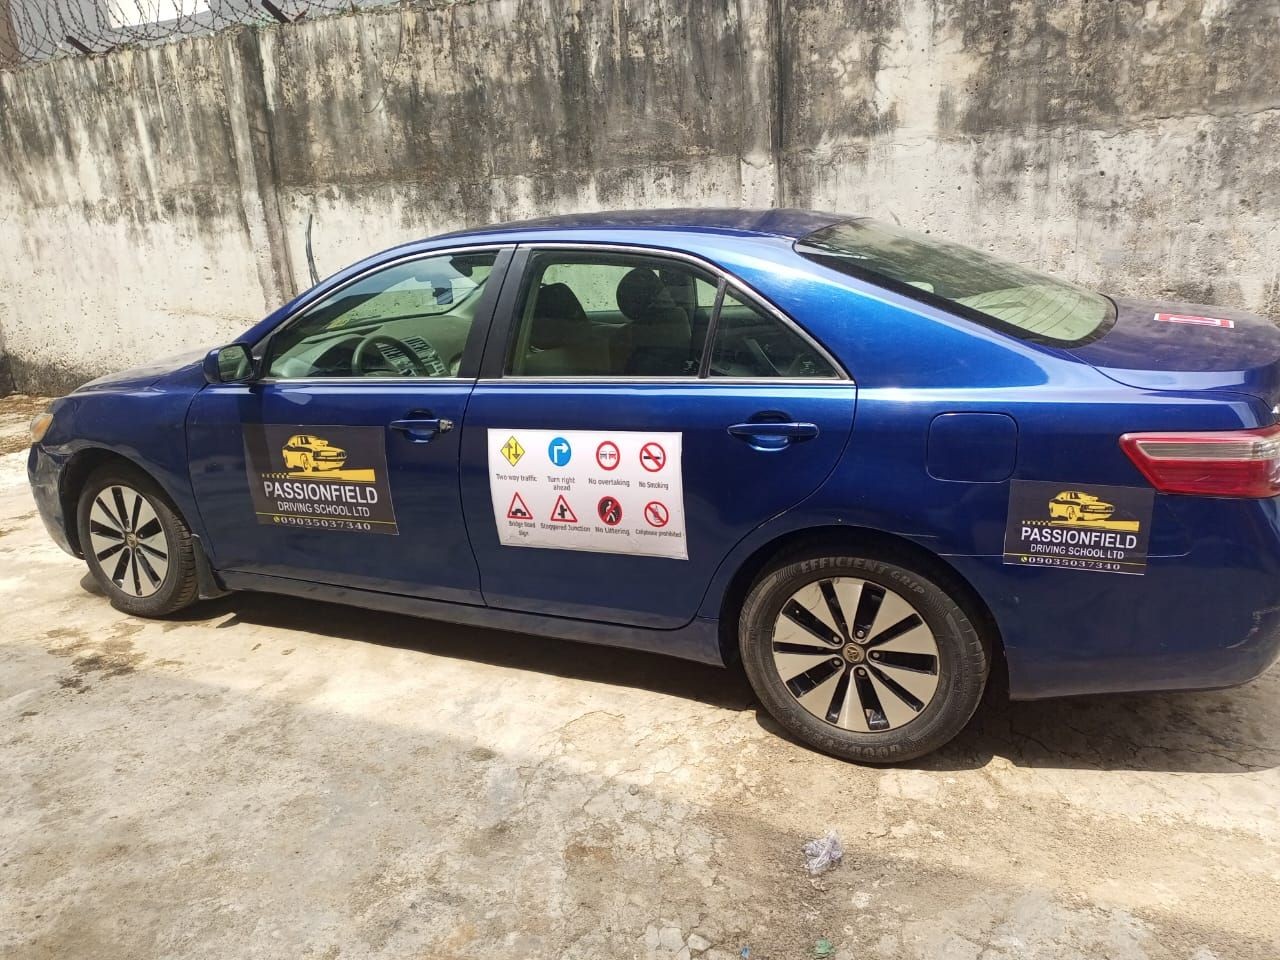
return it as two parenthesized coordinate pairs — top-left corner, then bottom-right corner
(727, 420), (820, 451)
(390, 418), (454, 442)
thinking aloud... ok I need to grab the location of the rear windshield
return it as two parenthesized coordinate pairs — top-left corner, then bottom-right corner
(796, 220), (1115, 345)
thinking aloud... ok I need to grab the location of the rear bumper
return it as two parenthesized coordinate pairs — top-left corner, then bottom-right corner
(27, 445), (77, 557)
(950, 498), (1280, 699)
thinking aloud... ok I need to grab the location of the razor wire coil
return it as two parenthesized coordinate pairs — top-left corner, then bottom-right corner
(0, 0), (366, 67)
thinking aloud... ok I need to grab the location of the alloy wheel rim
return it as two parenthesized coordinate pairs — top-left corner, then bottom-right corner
(770, 577), (941, 733)
(88, 485), (169, 599)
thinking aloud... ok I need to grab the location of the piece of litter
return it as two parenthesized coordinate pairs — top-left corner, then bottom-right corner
(740, 948), (750, 959)
(803, 830), (844, 875)
(814, 939), (835, 959)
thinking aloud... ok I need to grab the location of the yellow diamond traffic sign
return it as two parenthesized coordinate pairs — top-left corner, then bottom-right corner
(501, 435), (525, 466)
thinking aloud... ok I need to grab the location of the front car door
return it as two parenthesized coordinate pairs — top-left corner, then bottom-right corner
(187, 246), (511, 603)
(459, 244), (857, 628)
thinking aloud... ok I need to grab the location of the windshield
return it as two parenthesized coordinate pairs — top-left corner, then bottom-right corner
(796, 220), (1115, 345)
(313, 256), (491, 332)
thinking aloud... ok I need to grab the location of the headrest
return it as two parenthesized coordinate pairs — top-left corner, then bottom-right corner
(616, 268), (665, 322)
(530, 283), (588, 349)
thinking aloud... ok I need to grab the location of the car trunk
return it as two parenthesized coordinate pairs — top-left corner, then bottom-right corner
(1066, 296), (1280, 413)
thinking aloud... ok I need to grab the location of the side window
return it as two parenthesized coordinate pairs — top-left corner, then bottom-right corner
(508, 252), (718, 377)
(709, 290), (838, 379)
(266, 251), (499, 379)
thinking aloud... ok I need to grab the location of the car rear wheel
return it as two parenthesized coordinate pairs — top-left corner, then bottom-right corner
(739, 552), (989, 763)
(76, 465), (199, 617)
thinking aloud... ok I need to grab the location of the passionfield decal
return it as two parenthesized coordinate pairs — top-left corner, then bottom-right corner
(1003, 480), (1153, 575)
(244, 425), (398, 535)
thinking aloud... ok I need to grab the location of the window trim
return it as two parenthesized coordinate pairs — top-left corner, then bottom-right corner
(696, 279), (728, 379)
(487, 242), (850, 384)
(250, 244), (513, 385)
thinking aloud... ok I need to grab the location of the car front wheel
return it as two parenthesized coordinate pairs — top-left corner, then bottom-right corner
(739, 552), (989, 764)
(76, 464), (199, 617)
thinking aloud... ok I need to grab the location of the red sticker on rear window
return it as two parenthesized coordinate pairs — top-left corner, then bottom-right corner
(1155, 312), (1234, 329)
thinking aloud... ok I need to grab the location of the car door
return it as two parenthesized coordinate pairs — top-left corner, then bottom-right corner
(458, 244), (857, 628)
(187, 246), (512, 603)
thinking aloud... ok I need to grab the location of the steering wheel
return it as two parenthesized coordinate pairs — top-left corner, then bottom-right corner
(352, 334), (432, 377)
(743, 337), (785, 377)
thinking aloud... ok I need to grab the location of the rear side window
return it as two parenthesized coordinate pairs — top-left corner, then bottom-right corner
(507, 252), (718, 377)
(796, 220), (1115, 346)
(709, 291), (838, 379)
(505, 250), (844, 381)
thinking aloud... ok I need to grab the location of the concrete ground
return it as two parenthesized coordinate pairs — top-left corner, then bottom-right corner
(1, 395), (1277, 960)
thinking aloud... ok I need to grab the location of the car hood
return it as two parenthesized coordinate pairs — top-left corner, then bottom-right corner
(74, 348), (207, 394)
(1066, 295), (1280, 408)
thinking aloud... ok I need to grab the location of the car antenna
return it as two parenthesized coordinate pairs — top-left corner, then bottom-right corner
(305, 213), (320, 286)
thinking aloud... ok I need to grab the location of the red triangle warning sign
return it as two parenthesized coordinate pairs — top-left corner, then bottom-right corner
(549, 494), (578, 523)
(506, 492), (532, 520)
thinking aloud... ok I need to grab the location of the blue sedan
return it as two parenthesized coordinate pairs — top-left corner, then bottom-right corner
(26, 209), (1280, 762)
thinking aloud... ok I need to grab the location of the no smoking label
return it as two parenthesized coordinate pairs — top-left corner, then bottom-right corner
(487, 428), (686, 559)
(640, 442), (666, 472)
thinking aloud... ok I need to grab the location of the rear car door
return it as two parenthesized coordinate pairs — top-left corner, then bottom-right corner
(187, 246), (510, 603)
(459, 244), (857, 628)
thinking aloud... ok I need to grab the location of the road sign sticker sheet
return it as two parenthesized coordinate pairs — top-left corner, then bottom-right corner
(488, 428), (687, 560)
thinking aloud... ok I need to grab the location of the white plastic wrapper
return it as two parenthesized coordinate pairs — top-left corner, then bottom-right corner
(803, 830), (844, 876)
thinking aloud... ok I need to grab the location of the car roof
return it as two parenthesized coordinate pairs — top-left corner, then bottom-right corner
(434, 208), (853, 243)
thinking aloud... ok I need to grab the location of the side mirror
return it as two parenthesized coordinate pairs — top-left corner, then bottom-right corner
(203, 344), (256, 384)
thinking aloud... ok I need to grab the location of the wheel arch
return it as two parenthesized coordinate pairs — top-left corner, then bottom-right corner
(60, 447), (176, 556)
(716, 524), (1005, 669)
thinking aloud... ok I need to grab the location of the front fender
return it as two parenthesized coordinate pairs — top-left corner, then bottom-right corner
(37, 378), (207, 549)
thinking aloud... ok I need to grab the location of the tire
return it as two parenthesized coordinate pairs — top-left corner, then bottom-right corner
(739, 552), (989, 764)
(76, 464), (199, 617)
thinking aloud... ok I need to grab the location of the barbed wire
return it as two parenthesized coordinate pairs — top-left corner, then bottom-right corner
(0, 0), (363, 67)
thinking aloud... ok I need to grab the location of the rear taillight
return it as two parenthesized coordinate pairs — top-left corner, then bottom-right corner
(1120, 425), (1280, 498)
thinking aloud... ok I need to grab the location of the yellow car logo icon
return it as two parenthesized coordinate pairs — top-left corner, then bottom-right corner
(1048, 490), (1115, 523)
(282, 434), (348, 473)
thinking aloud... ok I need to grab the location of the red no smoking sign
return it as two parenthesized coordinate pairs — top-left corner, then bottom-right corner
(639, 442), (666, 472)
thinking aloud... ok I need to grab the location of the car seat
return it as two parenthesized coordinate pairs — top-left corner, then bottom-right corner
(521, 282), (611, 375)
(616, 268), (693, 376)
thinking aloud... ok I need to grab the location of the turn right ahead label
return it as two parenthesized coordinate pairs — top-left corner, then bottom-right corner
(487, 428), (687, 560)
(1003, 480), (1154, 575)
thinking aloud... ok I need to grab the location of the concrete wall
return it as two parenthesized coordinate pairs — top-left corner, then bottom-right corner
(0, 0), (1277, 394)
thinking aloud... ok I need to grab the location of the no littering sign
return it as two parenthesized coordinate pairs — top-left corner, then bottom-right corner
(487, 428), (687, 559)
